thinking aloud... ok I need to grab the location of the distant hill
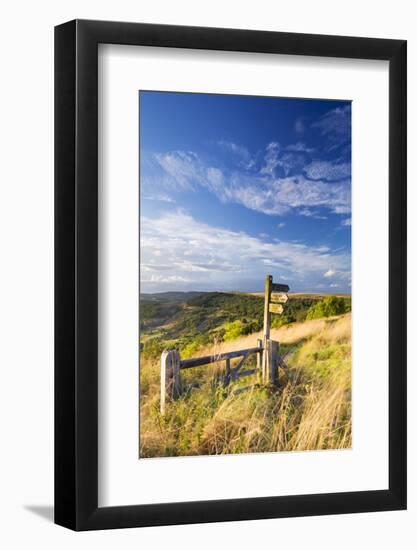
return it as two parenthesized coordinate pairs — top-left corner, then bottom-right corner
(140, 291), (204, 302)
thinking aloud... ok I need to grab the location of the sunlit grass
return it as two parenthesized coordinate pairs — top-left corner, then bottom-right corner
(139, 313), (351, 457)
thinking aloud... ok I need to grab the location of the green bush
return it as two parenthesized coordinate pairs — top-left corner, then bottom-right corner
(306, 296), (347, 320)
(223, 319), (259, 341)
(271, 313), (296, 329)
(181, 340), (203, 359)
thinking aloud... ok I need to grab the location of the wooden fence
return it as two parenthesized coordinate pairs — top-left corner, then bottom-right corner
(160, 274), (289, 414)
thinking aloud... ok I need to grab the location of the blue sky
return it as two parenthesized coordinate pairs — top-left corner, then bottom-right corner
(140, 91), (351, 293)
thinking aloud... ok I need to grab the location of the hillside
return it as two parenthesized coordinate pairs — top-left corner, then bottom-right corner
(139, 303), (352, 458)
(140, 291), (351, 359)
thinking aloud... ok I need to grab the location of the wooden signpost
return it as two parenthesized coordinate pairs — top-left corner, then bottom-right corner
(261, 274), (290, 385)
(262, 274), (289, 330)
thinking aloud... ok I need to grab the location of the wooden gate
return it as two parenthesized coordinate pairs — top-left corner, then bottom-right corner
(159, 274), (290, 414)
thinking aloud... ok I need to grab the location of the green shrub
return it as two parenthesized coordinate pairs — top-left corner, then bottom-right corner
(306, 295), (346, 320)
(181, 340), (202, 359)
(223, 319), (259, 341)
(271, 313), (296, 329)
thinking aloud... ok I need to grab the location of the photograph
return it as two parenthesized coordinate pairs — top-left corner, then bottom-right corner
(0, 0), (409, 540)
(139, 91), (352, 458)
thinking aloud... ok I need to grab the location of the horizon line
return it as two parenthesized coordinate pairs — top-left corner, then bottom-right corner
(140, 289), (351, 295)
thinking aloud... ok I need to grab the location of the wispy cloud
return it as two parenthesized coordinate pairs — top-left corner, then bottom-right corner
(286, 142), (314, 153)
(322, 269), (350, 283)
(278, 152), (308, 176)
(141, 210), (350, 291)
(213, 172), (350, 216)
(259, 144), (311, 177)
(144, 274), (191, 284)
(217, 140), (255, 169)
(154, 151), (199, 191)
(143, 193), (176, 204)
(304, 161), (351, 181)
(260, 142), (281, 176)
(299, 208), (328, 220)
(144, 103), (351, 219)
(311, 104), (351, 151)
(150, 148), (351, 217)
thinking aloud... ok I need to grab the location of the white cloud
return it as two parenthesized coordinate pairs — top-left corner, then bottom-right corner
(260, 142), (281, 176)
(332, 205), (351, 215)
(299, 208), (328, 220)
(277, 222), (286, 228)
(286, 142), (314, 153)
(217, 141), (255, 169)
(312, 104), (351, 136)
(154, 150), (200, 190)
(149, 143), (351, 219)
(324, 269), (336, 278)
(278, 152), (307, 176)
(341, 217), (352, 226)
(141, 211), (350, 291)
(311, 104), (351, 150)
(143, 193), (176, 203)
(146, 274), (191, 284)
(304, 161), (350, 181)
(260, 143), (310, 177)
(227, 174), (349, 216)
(206, 167), (224, 188)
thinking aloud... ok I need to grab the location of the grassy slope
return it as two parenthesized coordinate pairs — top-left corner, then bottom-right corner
(140, 291), (351, 356)
(140, 312), (351, 458)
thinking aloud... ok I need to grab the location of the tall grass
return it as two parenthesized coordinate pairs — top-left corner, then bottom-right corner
(139, 313), (351, 457)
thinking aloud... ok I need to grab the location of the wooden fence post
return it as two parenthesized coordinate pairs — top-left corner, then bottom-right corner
(263, 339), (279, 386)
(262, 337), (268, 384)
(256, 338), (263, 383)
(269, 340), (279, 386)
(224, 358), (231, 386)
(160, 349), (180, 414)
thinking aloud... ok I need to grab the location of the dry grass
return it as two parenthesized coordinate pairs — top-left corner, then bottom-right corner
(139, 313), (351, 457)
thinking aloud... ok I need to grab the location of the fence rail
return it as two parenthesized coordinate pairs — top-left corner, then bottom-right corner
(179, 346), (262, 369)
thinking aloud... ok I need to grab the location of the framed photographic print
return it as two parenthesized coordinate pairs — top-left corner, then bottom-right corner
(55, 20), (406, 530)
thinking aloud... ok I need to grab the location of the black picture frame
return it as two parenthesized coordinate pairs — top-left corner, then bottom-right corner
(55, 19), (407, 531)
